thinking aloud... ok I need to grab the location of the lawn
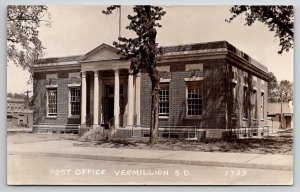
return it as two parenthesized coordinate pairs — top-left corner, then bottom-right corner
(79, 131), (293, 155)
(7, 130), (293, 155)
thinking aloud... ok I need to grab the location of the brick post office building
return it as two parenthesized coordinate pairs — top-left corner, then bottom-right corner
(32, 41), (269, 139)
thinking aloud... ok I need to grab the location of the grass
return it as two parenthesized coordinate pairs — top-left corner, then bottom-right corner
(7, 130), (293, 155)
(90, 133), (293, 155)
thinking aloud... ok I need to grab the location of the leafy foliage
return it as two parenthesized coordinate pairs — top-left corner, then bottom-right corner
(103, 6), (166, 144)
(268, 72), (279, 102)
(268, 72), (293, 103)
(226, 5), (294, 54)
(7, 5), (50, 74)
(277, 80), (293, 102)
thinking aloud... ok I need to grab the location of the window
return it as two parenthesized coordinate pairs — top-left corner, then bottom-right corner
(231, 82), (237, 118)
(47, 88), (57, 116)
(187, 81), (203, 116)
(231, 66), (238, 82)
(261, 92), (265, 120)
(243, 86), (248, 119)
(252, 90), (258, 119)
(159, 84), (169, 117)
(70, 87), (81, 116)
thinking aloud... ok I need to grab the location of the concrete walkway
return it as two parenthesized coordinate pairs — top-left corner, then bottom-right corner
(7, 140), (293, 171)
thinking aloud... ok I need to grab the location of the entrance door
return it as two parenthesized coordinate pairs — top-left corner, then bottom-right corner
(286, 116), (291, 128)
(107, 97), (114, 123)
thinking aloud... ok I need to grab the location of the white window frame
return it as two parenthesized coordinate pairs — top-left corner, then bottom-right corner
(159, 83), (170, 118)
(46, 87), (58, 118)
(185, 80), (203, 118)
(68, 86), (81, 118)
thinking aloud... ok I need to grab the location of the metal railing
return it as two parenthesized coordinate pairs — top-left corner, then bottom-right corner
(136, 125), (198, 140)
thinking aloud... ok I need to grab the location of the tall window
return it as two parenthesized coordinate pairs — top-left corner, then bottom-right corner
(187, 81), (203, 116)
(70, 87), (81, 116)
(261, 92), (265, 120)
(231, 82), (237, 118)
(47, 88), (57, 116)
(252, 90), (258, 119)
(159, 83), (169, 117)
(243, 86), (248, 119)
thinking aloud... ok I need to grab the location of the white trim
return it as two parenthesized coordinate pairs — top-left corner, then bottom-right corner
(45, 84), (58, 88)
(231, 79), (237, 84)
(67, 83), (81, 87)
(157, 66), (170, 72)
(159, 116), (169, 119)
(45, 116), (57, 119)
(185, 63), (203, 71)
(160, 78), (171, 83)
(184, 76), (204, 81)
(46, 88), (58, 117)
(69, 72), (81, 78)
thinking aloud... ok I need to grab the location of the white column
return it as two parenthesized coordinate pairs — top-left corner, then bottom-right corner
(135, 73), (141, 126)
(93, 71), (99, 126)
(99, 78), (103, 124)
(127, 71), (134, 126)
(81, 71), (87, 124)
(114, 69), (120, 129)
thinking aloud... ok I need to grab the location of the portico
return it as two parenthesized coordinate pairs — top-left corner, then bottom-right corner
(79, 44), (140, 130)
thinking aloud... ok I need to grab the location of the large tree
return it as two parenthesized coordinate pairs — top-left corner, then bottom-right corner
(268, 72), (279, 102)
(103, 5), (166, 145)
(226, 5), (294, 54)
(7, 5), (50, 75)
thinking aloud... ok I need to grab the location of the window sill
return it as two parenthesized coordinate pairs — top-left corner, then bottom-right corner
(243, 118), (248, 121)
(46, 116), (57, 119)
(159, 116), (169, 119)
(185, 115), (202, 120)
(261, 119), (265, 121)
(68, 115), (80, 119)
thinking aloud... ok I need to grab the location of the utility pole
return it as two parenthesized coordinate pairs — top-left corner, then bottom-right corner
(24, 90), (31, 128)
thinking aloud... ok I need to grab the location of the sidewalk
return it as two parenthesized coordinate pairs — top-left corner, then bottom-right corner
(7, 139), (293, 171)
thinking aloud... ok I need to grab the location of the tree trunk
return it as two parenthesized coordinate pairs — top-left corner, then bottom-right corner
(149, 69), (160, 145)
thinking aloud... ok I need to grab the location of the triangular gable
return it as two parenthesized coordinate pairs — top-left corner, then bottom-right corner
(79, 43), (120, 62)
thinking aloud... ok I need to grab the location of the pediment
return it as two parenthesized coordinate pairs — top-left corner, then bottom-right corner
(79, 43), (120, 62)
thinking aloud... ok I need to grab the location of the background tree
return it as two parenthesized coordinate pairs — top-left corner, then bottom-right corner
(226, 5), (294, 54)
(7, 5), (50, 76)
(278, 80), (293, 103)
(278, 80), (293, 128)
(103, 5), (166, 145)
(268, 72), (279, 102)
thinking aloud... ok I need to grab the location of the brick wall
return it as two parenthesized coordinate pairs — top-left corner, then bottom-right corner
(226, 61), (268, 130)
(140, 59), (268, 130)
(140, 59), (228, 129)
(33, 70), (81, 126)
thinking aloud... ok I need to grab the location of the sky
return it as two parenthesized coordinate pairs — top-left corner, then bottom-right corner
(7, 5), (294, 95)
